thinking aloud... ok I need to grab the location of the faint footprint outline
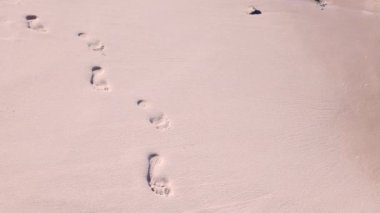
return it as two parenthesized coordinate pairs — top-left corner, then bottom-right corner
(315, 0), (327, 9)
(137, 99), (171, 131)
(149, 113), (170, 130)
(78, 32), (105, 54)
(147, 154), (172, 196)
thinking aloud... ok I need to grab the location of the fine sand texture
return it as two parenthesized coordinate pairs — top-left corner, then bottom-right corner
(1, 0), (380, 212)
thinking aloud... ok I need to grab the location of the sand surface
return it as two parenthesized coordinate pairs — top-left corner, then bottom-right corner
(1, 0), (380, 212)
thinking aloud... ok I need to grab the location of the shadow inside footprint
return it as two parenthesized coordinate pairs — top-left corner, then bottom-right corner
(25, 15), (37, 21)
(77, 32), (86, 37)
(147, 153), (159, 183)
(90, 66), (102, 84)
(137, 99), (148, 108)
(92, 66), (102, 72)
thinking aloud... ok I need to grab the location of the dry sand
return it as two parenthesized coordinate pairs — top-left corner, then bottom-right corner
(1, 0), (380, 212)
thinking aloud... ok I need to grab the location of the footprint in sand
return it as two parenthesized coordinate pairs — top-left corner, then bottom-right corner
(77, 32), (105, 53)
(137, 99), (171, 131)
(137, 99), (150, 109)
(149, 113), (170, 130)
(315, 0), (327, 9)
(90, 66), (111, 92)
(25, 15), (47, 32)
(147, 154), (172, 196)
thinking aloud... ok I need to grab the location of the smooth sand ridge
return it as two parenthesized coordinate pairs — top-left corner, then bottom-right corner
(0, 0), (380, 212)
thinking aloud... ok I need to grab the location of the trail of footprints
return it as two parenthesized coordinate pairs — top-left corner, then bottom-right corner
(16, 1), (328, 198)
(77, 32), (108, 91)
(21, 11), (172, 197)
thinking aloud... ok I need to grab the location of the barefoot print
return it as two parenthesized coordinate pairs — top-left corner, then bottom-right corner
(137, 99), (171, 131)
(147, 154), (172, 196)
(90, 66), (111, 92)
(78, 32), (105, 54)
(25, 15), (47, 32)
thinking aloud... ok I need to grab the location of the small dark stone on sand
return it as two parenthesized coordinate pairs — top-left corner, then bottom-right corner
(250, 9), (262, 15)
